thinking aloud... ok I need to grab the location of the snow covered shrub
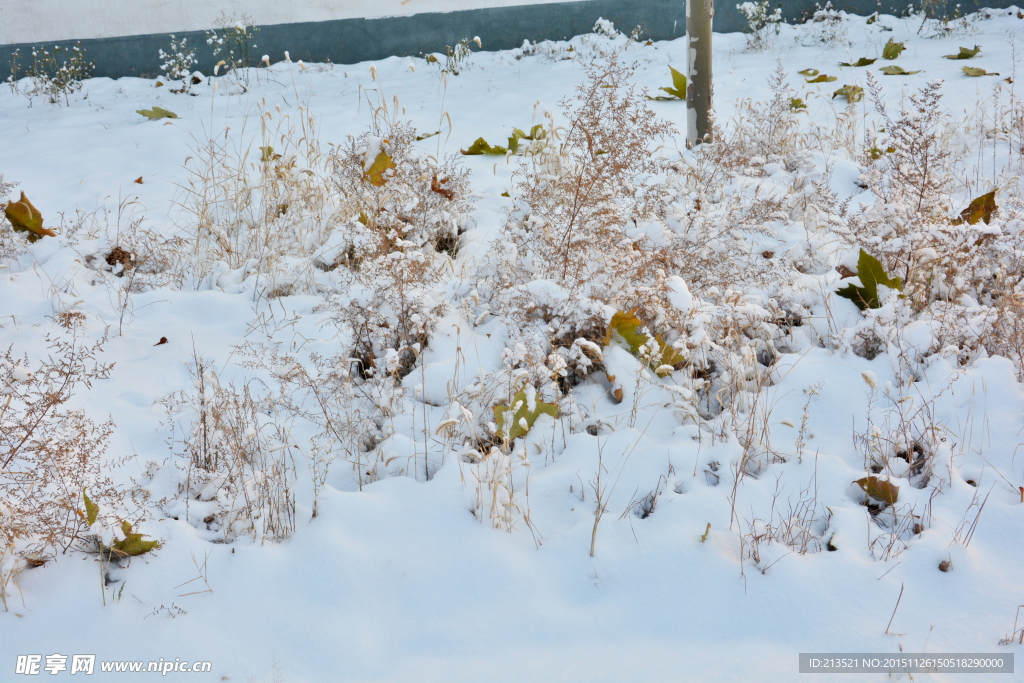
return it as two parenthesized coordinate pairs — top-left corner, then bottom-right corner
(160, 353), (296, 542)
(853, 382), (952, 493)
(468, 53), (711, 411)
(158, 35), (198, 93)
(514, 39), (573, 62)
(0, 314), (147, 578)
(737, 1), (784, 50)
(592, 17), (620, 38)
(496, 54), (676, 314)
(0, 174), (26, 263)
(731, 64), (806, 161)
(849, 74), (1024, 374)
(244, 344), (395, 499)
(471, 53), (791, 436)
(740, 483), (827, 574)
(6, 42), (94, 105)
(318, 122), (471, 378)
(798, 2), (847, 46)
(423, 37), (480, 75)
(206, 12), (259, 85)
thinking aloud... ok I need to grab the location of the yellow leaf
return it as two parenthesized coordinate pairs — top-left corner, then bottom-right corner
(363, 150), (396, 187)
(3, 192), (56, 242)
(137, 107), (178, 120)
(856, 476), (899, 506)
(953, 190), (997, 225)
(603, 309), (684, 376)
(110, 520), (159, 556)
(82, 488), (98, 526)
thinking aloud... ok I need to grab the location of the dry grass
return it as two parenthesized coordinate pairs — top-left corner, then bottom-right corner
(159, 350), (295, 542)
(0, 312), (154, 609)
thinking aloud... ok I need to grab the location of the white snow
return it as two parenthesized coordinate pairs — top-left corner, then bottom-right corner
(2, 8), (1024, 682)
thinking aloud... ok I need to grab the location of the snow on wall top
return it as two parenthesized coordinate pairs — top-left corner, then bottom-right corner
(0, 0), (583, 45)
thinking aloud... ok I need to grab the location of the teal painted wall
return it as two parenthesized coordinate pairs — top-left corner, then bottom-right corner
(0, 0), (1017, 81)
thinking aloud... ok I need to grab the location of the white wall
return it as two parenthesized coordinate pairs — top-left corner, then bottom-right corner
(0, 0), (580, 45)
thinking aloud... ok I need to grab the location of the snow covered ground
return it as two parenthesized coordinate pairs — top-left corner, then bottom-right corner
(2, 7), (1024, 682)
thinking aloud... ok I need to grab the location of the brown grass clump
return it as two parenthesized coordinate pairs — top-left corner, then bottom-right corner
(506, 52), (675, 291)
(0, 313), (149, 609)
(158, 351), (296, 542)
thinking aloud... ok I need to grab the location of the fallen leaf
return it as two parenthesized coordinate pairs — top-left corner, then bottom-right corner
(137, 107), (179, 120)
(943, 45), (981, 59)
(493, 387), (559, 440)
(657, 66), (687, 100)
(806, 74), (838, 83)
(603, 308), (684, 376)
(953, 190), (997, 225)
(3, 192), (56, 242)
(856, 475), (899, 506)
(833, 84), (864, 102)
(880, 65), (920, 75)
(111, 520), (159, 556)
(154, 337), (168, 346)
(798, 68), (820, 77)
(836, 249), (902, 310)
(882, 38), (906, 60)
(415, 130), (441, 141)
(260, 145), (281, 162)
(840, 57), (877, 67)
(105, 247), (135, 270)
(460, 137), (507, 155)
(962, 66), (999, 77)
(134, 176), (143, 184)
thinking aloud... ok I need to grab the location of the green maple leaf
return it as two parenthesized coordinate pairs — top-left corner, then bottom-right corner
(882, 39), (906, 60)
(111, 521), (160, 556)
(836, 249), (902, 310)
(494, 388), (559, 440)
(460, 137), (507, 155)
(648, 66), (687, 100)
